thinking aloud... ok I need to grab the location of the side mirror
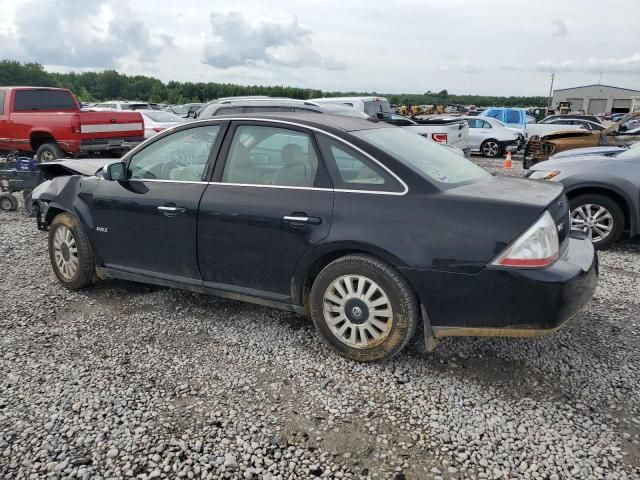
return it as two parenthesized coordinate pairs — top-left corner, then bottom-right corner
(102, 161), (127, 181)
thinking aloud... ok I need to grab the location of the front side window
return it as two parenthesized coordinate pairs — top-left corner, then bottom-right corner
(128, 125), (220, 181)
(0, 91), (5, 115)
(352, 127), (489, 187)
(222, 125), (318, 187)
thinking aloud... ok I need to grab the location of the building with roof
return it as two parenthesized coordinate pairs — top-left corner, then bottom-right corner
(552, 84), (640, 115)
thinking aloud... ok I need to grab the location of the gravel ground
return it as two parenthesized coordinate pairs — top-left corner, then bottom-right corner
(1, 160), (639, 479)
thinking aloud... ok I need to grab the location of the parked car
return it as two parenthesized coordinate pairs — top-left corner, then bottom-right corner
(172, 103), (204, 118)
(480, 108), (582, 137)
(549, 142), (640, 161)
(542, 114), (603, 125)
(32, 113), (597, 361)
(605, 113), (627, 122)
(198, 98), (469, 155)
(0, 87), (145, 162)
(394, 115), (470, 155)
(139, 110), (184, 138)
(527, 146), (640, 249)
(540, 118), (605, 132)
(309, 96), (392, 118)
(460, 116), (525, 157)
(524, 112), (640, 167)
(92, 101), (151, 111)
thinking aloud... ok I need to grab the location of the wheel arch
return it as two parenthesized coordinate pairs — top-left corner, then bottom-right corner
(291, 241), (413, 309)
(565, 184), (635, 235)
(30, 130), (57, 151)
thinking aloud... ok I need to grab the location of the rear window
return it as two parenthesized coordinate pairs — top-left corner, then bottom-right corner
(505, 110), (521, 124)
(14, 90), (76, 111)
(143, 111), (182, 122)
(352, 127), (490, 187)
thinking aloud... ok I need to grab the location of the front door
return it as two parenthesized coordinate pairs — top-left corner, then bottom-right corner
(197, 122), (333, 301)
(92, 123), (224, 281)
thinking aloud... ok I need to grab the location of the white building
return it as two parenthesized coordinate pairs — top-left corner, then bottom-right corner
(552, 84), (640, 115)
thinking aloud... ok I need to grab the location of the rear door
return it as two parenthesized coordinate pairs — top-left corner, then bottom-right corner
(91, 122), (225, 281)
(197, 121), (334, 301)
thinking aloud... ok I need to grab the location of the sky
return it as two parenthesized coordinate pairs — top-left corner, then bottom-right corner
(0, 0), (639, 96)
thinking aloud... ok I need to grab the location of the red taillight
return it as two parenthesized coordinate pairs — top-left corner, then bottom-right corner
(432, 133), (448, 143)
(152, 127), (165, 132)
(71, 115), (81, 134)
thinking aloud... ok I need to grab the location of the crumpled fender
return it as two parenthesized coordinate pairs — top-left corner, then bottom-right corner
(32, 175), (95, 233)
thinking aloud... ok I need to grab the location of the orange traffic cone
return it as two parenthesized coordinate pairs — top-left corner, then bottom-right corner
(503, 151), (513, 169)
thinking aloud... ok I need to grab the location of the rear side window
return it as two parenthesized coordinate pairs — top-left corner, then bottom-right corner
(316, 134), (401, 192)
(215, 107), (246, 116)
(246, 106), (293, 113)
(505, 110), (521, 125)
(14, 90), (76, 111)
(0, 91), (4, 114)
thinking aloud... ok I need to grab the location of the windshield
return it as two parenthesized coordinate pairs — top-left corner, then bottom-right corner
(616, 143), (640, 160)
(143, 111), (182, 122)
(352, 127), (490, 187)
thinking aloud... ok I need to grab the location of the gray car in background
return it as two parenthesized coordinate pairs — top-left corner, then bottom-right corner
(527, 147), (640, 249)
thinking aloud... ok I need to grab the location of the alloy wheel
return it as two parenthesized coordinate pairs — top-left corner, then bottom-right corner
(322, 274), (393, 349)
(482, 141), (500, 157)
(52, 225), (80, 280)
(571, 203), (614, 243)
(0, 197), (12, 210)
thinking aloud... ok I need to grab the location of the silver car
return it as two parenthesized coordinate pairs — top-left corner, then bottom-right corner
(527, 147), (640, 249)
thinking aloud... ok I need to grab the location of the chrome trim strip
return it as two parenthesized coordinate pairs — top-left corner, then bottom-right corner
(130, 178), (208, 185)
(80, 122), (143, 134)
(121, 117), (409, 195)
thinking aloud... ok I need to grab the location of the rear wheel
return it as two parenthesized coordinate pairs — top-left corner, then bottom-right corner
(481, 139), (502, 158)
(569, 194), (624, 250)
(309, 254), (418, 362)
(0, 193), (18, 212)
(36, 143), (65, 163)
(48, 213), (95, 289)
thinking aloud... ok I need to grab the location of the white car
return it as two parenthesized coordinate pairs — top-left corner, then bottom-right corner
(461, 116), (525, 158)
(92, 101), (151, 111)
(138, 110), (184, 138)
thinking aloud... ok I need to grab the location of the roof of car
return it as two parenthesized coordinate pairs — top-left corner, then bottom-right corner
(197, 112), (391, 132)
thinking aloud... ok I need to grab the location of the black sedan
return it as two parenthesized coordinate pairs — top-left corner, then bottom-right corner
(32, 114), (598, 361)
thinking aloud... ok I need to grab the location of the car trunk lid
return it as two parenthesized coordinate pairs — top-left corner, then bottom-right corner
(78, 111), (144, 139)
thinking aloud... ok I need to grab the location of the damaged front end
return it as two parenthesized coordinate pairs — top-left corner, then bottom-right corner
(524, 130), (598, 168)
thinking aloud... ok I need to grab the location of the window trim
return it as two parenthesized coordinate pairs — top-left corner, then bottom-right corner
(315, 133), (403, 193)
(120, 118), (408, 195)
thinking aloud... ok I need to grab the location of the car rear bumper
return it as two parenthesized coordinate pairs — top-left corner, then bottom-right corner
(79, 137), (145, 153)
(401, 236), (598, 337)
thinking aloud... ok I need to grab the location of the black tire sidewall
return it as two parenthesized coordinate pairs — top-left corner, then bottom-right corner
(310, 255), (418, 362)
(36, 143), (65, 163)
(570, 194), (624, 250)
(0, 193), (18, 211)
(48, 213), (95, 289)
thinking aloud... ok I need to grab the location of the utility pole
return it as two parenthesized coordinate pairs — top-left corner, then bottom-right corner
(599, 71), (603, 84)
(547, 73), (555, 112)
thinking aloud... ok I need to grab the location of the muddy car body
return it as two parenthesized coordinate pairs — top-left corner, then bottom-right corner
(524, 112), (640, 168)
(32, 114), (598, 361)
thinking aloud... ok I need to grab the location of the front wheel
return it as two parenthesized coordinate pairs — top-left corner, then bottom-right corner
(309, 255), (418, 362)
(481, 139), (502, 158)
(48, 213), (95, 289)
(569, 194), (624, 250)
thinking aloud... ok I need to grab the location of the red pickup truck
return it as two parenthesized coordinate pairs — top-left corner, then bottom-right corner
(0, 87), (145, 162)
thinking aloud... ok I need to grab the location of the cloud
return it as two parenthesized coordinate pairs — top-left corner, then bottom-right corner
(536, 52), (640, 73)
(202, 11), (344, 71)
(551, 19), (568, 37)
(0, 0), (173, 68)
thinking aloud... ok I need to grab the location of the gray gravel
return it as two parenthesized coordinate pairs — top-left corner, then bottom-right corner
(1, 166), (639, 479)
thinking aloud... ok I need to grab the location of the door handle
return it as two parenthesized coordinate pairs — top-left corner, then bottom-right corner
(157, 205), (186, 216)
(283, 215), (321, 225)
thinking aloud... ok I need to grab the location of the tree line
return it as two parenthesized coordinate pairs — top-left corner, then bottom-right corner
(0, 60), (548, 108)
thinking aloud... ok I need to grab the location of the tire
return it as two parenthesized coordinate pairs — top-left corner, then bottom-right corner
(36, 143), (65, 163)
(309, 254), (418, 362)
(23, 190), (33, 214)
(481, 139), (502, 158)
(0, 193), (18, 212)
(569, 194), (624, 250)
(48, 212), (95, 289)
